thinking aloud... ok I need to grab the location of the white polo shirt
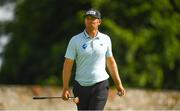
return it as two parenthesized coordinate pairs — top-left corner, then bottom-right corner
(65, 30), (113, 86)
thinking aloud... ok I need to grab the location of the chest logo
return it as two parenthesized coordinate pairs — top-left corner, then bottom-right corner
(82, 43), (87, 49)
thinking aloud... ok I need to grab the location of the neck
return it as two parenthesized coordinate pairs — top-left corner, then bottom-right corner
(85, 28), (98, 38)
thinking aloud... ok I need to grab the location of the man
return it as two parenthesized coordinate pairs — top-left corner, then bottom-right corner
(62, 8), (125, 110)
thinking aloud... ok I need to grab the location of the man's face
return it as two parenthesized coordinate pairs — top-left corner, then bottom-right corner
(85, 15), (101, 30)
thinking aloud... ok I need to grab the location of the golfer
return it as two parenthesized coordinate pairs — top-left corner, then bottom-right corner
(62, 8), (125, 110)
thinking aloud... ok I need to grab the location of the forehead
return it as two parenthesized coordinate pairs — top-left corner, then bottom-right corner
(85, 15), (98, 19)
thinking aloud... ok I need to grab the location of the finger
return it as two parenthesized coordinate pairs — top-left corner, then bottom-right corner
(66, 92), (71, 99)
(62, 94), (69, 100)
(67, 94), (71, 99)
(117, 90), (125, 96)
(117, 91), (123, 96)
(62, 96), (67, 100)
(62, 90), (70, 100)
(122, 90), (125, 96)
(65, 95), (69, 100)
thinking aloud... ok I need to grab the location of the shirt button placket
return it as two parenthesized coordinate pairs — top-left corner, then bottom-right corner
(92, 40), (94, 49)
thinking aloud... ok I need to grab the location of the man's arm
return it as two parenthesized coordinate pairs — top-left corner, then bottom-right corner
(106, 56), (125, 96)
(62, 58), (74, 100)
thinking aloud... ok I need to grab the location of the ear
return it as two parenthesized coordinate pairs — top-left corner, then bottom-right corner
(98, 19), (101, 25)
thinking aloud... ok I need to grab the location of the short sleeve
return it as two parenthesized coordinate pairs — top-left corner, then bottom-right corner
(65, 37), (76, 60)
(106, 36), (113, 57)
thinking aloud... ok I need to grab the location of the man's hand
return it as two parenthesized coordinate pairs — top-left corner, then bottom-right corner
(117, 85), (125, 96)
(62, 88), (71, 100)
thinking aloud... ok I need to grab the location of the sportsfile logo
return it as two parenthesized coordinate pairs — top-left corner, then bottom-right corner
(86, 10), (96, 15)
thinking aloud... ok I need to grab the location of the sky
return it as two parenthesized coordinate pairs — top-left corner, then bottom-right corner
(0, 2), (15, 21)
(0, 2), (15, 69)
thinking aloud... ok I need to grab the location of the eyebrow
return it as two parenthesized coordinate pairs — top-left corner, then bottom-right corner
(86, 16), (97, 19)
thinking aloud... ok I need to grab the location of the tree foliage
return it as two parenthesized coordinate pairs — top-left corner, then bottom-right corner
(0, 0), (179, 89)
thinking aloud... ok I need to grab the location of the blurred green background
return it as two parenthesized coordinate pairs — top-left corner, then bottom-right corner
(0, 0), (179, 90)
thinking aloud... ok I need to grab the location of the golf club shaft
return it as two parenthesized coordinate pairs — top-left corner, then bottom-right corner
(33, 96), (75, 99)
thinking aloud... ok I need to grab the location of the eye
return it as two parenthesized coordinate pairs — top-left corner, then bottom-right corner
(86, 16), (97, 20)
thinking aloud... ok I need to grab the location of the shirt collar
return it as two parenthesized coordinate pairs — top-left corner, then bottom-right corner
(83, 30), (100, 39)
